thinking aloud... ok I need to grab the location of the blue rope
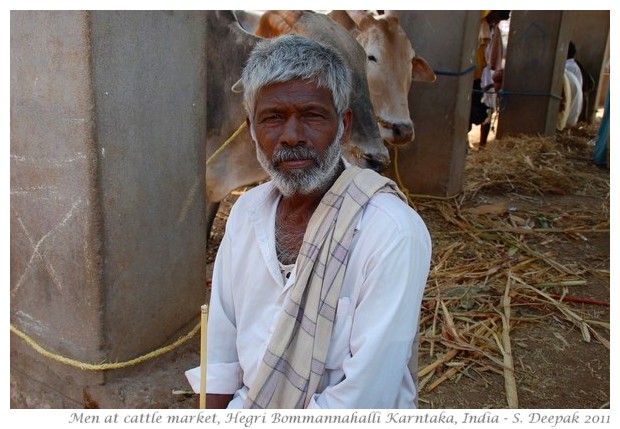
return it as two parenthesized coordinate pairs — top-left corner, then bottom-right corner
(473, 88), (496, 95)
(497, 89), (563, 101)
(436, 66), (563, 101)
(433, 65), (476, 76)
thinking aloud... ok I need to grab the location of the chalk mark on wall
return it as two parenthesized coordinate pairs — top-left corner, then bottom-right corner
(11, 198), (82, 295)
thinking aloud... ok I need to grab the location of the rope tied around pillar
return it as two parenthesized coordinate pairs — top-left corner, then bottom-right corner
(10, 320), (201, 371)
(497, 89), (563, 101)
(433, 65), (477, 77)
(388, 143), (459, 207)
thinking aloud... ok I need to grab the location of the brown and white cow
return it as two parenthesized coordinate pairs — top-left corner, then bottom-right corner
(205, 10), (388, 238)
(256, 10), (437, 146)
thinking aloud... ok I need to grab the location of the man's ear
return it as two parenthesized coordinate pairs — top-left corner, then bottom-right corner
(246, 117), (255, 142)
(340, 109), (353, 144)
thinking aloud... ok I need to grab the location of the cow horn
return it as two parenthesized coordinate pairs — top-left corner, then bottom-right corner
(382, 10), (400, 23)
(231, 79), (243, 93)
(255, 10), (303, 37)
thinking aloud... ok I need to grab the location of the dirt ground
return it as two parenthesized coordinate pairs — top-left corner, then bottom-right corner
(98, 119), (609, 410)
(415, 121), (610, 409)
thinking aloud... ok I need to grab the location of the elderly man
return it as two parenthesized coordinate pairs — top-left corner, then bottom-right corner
(186, 34), (432, 409)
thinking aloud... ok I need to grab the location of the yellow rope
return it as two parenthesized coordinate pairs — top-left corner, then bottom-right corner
(206, 121), (248, 166)
(390, 145), (460, 206)
(10, 320), (201, 371)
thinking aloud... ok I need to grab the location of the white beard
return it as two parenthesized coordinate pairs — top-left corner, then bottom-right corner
(254, 122), (345, 197)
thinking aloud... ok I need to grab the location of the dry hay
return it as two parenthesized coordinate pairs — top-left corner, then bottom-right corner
(410, 123), (610, 408)
(465, 132), (609, 199)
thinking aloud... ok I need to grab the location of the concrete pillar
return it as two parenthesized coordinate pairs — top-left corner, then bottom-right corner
(496, 11), (571, 138)
(565, 10), (610, 122)
(387, 11), (480, 197)
(10, 11), (207, 407)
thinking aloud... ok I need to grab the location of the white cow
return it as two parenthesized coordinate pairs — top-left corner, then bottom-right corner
(328, 10), (436, 144)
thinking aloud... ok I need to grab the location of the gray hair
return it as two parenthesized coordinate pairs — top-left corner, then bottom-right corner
(240, 34), (352, 120)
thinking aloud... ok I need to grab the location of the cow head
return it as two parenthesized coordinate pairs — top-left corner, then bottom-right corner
(333, 10), (436, 146)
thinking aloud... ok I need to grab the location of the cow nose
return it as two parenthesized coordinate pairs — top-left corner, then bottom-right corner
(392, 122), (415, 144)
(362, 152), (390, 173)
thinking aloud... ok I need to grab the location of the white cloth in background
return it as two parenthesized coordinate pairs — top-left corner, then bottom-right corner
(481, 23), (504, 110)
(565, 58), (583, 88)
(565, 59), (584, 127)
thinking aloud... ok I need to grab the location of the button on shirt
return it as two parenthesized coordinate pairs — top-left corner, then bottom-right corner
(186, 178), (432, 408)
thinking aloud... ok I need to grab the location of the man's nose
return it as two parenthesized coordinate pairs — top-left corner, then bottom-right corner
(280, 116), (304, 146)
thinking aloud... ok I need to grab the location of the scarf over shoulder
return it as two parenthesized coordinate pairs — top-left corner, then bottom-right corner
(244, 166), (407, 408)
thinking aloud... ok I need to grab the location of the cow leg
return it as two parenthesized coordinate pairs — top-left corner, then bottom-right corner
(479, 122), (491, 148)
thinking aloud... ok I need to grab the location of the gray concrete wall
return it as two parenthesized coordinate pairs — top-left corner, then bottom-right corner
(565, 10), (610, 121)
(10, 11), (106, 407)
(11, 10), (207, 407)
(90, 10), (207, 364)
(497, 11), (571, 138)
(386, 10), (480, 196)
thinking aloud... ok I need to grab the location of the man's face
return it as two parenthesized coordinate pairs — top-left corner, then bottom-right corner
(249, 80), (351, 196)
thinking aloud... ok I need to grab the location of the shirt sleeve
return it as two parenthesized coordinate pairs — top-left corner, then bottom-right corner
(186, 231), (243, 394)
(311, 205), (432, 408)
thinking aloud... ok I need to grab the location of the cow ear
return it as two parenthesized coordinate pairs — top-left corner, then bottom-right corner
(231, 79), (243, 93)
(412, 56), (436, 82)
(327, 10), (357, 32)
(346, 10), (375, 29)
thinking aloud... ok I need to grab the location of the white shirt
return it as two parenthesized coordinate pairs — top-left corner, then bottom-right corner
(565, 59), (584, 127)
(186, 176), (432, 409)
(565, 58), (583, 88)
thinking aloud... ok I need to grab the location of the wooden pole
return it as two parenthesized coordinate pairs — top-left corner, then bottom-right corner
(199, 304), (209, 409)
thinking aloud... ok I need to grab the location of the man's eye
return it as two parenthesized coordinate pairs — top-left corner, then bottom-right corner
(262, 114), (283, 121)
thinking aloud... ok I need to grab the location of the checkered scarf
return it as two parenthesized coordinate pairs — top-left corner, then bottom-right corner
(244, 166), (406, 409)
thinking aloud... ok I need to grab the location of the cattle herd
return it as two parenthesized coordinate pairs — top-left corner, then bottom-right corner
(205, 10), (596, 242)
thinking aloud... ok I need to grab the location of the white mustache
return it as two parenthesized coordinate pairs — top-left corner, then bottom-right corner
(273, 147), (321, 165)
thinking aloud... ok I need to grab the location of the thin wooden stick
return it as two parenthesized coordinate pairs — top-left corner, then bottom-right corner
(500, 274), (519, 408)
(199, 304), (209, 409)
